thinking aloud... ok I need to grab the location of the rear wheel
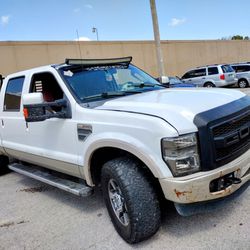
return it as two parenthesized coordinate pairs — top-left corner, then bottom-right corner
(101, 157), (161, 244)
(0, 155), (9, 176)
(238, 79), (248, 88)
(204, 82), (215, 88)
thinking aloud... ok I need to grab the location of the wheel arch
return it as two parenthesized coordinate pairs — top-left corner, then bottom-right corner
(90, 147), (148, 185)
(83, 139), (171, 187)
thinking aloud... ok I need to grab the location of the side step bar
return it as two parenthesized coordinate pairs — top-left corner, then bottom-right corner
(9, 163), (93, 197)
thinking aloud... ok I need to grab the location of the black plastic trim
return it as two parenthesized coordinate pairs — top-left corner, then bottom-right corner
(194, 95), (250, 170)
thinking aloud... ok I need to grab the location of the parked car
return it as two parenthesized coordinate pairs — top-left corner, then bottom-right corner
(181, 64), (237, 87)
(156, 76), (196, 88)
(0, 57), (249, 243)
(231, 63), (250, 88)
(169, 76), (196, 88)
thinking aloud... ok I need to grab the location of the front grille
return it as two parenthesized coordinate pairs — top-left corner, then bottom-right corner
(212, 111), (250, 164)
(213, 113), (250, 137)
(194, 95), (250, 171)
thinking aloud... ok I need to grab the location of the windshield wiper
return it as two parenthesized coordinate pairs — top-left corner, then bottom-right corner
(82, 90), (144, 102)
(132, 83), (161, 88)
(82, 91), (127, 101)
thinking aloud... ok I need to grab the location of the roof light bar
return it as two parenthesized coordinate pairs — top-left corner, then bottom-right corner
(65, 57), (132, 66)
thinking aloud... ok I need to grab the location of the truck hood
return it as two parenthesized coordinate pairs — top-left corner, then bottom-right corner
(96, 88), (245, 134)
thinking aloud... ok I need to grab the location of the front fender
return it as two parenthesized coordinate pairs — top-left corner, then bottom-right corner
(80, 132), (173, 186)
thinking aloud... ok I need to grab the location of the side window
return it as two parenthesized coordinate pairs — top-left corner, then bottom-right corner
(245, 65), (250, 72)
(182, 70), (193, 79)
(192, 68), (206, 78)
(30, 72), (63, 102)
(4, 76), (25, 111)
(30, 72), (64, 112)
(208, 67), (219, 75)
(236, 65), (250, 73)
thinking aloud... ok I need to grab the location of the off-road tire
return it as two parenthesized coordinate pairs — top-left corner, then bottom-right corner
(0, 156), (9, 176)
(101, 157), (161, 244)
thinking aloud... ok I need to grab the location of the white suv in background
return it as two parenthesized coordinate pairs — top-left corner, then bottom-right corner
(231, 63), (250, 88)
(181, 64), (237, 87)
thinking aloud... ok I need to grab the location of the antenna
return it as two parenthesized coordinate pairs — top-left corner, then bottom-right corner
(76, 29), (83, 60)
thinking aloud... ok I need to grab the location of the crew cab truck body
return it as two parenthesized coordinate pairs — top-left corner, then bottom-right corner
(0, 57), (249, 243)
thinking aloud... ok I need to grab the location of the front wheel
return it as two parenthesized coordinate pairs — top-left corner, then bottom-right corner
(101, 157), (161, 244)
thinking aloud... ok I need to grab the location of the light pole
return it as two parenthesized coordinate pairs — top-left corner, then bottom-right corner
(92, 27), (99, 41)
(150, 0), (165, 76)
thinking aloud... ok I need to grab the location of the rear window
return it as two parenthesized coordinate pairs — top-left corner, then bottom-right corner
(208, 67), (219, 75)
(221, 65), (234, 73)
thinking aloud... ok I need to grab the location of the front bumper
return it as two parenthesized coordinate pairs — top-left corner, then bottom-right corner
(159, 149), (250, 204)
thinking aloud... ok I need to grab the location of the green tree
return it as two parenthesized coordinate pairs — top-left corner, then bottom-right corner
(232, 35), (244, 40)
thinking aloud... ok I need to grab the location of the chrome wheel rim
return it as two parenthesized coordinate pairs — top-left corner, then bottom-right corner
(108, 179), (129, 226)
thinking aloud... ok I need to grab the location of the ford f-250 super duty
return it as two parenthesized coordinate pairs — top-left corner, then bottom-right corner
(0, 57), (249, 243)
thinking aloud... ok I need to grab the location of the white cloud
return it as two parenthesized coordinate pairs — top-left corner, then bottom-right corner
(1, 15), (10, 26)
(73, 8), (81, 13)
(169, 18), (186, 27)
(75, 36), (91, 41)
(84, 4), (93, 9)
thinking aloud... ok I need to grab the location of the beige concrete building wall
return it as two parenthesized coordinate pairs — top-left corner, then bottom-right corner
(1, 40), (250, 77)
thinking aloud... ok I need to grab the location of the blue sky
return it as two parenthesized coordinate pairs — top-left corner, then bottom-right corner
(0, 0), (250, 41)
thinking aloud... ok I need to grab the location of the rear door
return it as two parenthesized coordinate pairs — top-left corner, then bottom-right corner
(0, 76), (27, 158)
(207, 66), (219, 85)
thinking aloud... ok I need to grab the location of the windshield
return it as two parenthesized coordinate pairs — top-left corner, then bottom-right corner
(59, 64), (164, 102)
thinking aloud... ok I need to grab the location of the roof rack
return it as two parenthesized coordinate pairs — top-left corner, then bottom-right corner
(230, 62), (250, 65)
(65, 57), (132, 67)
(196, 64), (218, 68)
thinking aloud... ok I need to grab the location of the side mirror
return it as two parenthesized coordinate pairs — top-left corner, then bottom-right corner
(23, 92), (44, 105)
(22, 93), (71, 122)
(159, 76), (170, 84)
(156, 76), (170, 88)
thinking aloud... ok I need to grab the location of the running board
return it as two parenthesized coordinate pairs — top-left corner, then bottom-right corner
(9, 163), (93, 197)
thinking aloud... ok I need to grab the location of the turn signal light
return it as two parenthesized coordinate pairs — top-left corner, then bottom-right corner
(23, 108), (29, 119)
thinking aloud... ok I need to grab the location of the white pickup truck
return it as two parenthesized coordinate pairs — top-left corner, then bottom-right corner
(0, 57), (249, 243)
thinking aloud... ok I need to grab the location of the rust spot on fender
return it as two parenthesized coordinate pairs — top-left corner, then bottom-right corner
(174, 189), (192, 198)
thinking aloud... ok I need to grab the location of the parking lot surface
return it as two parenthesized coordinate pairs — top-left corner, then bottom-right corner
(0, 88), (249, 250)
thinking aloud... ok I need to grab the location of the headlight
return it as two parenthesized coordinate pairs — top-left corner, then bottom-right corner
(161, 133), (200, 176)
